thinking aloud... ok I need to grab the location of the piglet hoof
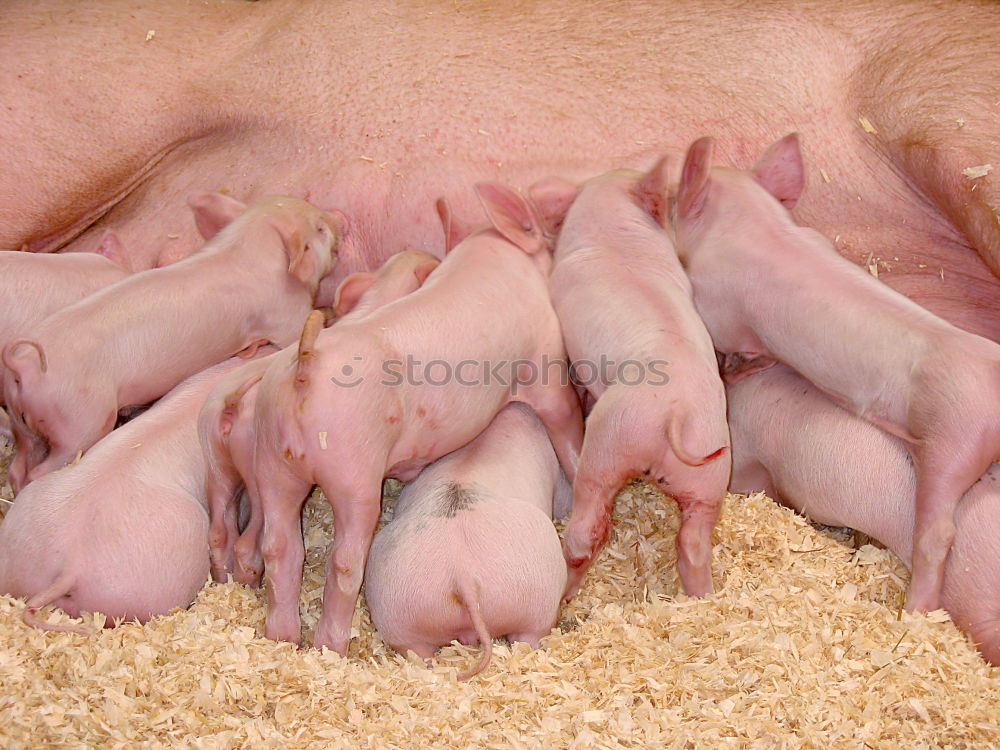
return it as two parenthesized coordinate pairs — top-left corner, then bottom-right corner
(312, 616), (352, 655)
(678, 573), (714, 599)
(209, 566), (230, 585)
(234, 564), (262, 588)
(562, 560), (587, 602)
(264, 617), (302, 646)
(208, 549), (234, 584)
(676, 553), (716, 598)
(903, 587), (941, 615)
(312, 631), (349, 656)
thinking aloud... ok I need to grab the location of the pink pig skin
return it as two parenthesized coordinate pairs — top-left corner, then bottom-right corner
(726, 365), (1000, 665)
(199, 348), (281, 585)
(673, 134), (1000, 614)
(0, 240), (129, 352)
(2, 194), (344, 493)
(537, 164), (731, 601)
(0, 238), (131, 438)
(364, 402), (569, 679)
(243, 183), (582, 654)
(199, 250), (440, 586)
(0, 357), (248, 631)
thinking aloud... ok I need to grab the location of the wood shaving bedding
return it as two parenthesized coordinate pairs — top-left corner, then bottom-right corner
(1, 442), (998, 748)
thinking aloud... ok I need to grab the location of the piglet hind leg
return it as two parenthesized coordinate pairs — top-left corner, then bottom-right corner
(561, 419), (633, 601)
(312, 470), (383, 655)
(233, 480), (267, 587)
(206, 473), (243, 583)
(258, 467), (314, 644)
(670, 488), (723, 598)
(907, 446), (997, 613)
(562, 470), (622, 601)
(522, 378), (584, 483)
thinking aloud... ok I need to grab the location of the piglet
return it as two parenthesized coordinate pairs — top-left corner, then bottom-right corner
(0, 233), (130, 348)
(533, 163), (730, 600)
(0, 356), (251, 630)
(727, 365), (1000, 665)
(3, 193), (345, 492)
(0, 234), (131, 440)
(199, 250), (440, 586)
(673, 134), (1000, 613)
(365, 402), (569, 679)
(240, 184), (582, 654)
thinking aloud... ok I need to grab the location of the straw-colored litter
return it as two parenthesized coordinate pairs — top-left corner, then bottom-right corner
(1, 440), (999, 748)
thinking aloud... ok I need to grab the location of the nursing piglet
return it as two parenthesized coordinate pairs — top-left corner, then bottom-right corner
(727, 365), (1000, 665)
(364, 402), (569, 679)
(199, 250), (440, 586)
(0, 235), (130, 349)
(3, 194), (344, 491)
(673, 134), (1000, 613)
(242, 184), (582, 654)
(0, 236), (131, 440)
(0, 356), (251, 630)
(535, 163), (730, 600)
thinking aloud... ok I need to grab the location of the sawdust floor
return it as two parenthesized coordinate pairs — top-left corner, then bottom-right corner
(1, 440), (999, 749)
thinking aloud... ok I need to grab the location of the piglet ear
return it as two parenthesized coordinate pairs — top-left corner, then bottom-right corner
(94, 230), (132, 272)
(634, 155), (670, 225)
(412, 259), (439, 285)
(752, 133), (804, 209)
(2, 339), (47, 380)
(676, 137), (714, 220)
(475, 182), (547, 255)
(311, 209), (348, 306)
(332, 272), (376, 317)
(187, 192), (247, 240)
(269, 215), (316, 286)
(527, 176), (580, 237)
(435, 198), (468, 254)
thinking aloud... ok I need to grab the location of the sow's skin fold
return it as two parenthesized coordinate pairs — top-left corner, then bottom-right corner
(364, 402), (570, 680)
(2, 193), (345, 493)
(243, 183), (582, 655)
(727, 365), (1000, 666)
(198, 249), (440, 587)
(0, 357), (250, 632)
(534, 161), (730, 601)
(672, 133), (1000, 614)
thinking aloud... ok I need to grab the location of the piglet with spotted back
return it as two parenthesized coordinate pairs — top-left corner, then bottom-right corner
(199, 250), (440, 586)
(672, 133), (1000, 613)
(364, 402), (570, 679)
(532, 160), (730, 600)
(242, 183), (582, 654)
(3, 193), (345, 492)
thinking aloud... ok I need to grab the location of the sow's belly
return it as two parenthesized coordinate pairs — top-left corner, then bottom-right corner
(1, 1), (997, 340)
